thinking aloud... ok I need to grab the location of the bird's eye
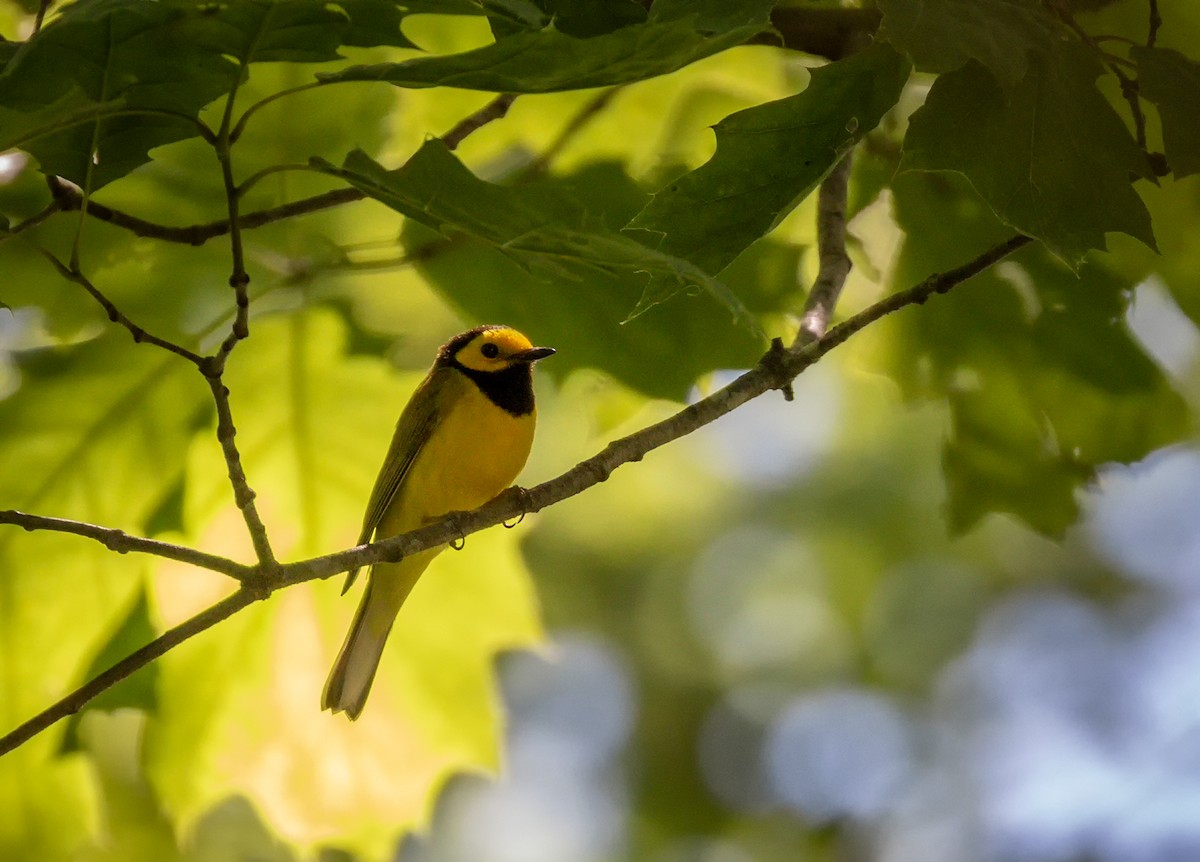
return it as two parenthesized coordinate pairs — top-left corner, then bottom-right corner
(481, 342), (500, 359)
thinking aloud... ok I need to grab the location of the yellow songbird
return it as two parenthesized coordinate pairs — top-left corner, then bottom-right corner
(323, 325), (555, 719)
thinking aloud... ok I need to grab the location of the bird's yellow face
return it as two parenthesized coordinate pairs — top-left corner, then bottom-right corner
(452, 326), (555, 373)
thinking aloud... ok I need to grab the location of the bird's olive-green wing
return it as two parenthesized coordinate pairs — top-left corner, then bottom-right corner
(342, 367), (453, 594)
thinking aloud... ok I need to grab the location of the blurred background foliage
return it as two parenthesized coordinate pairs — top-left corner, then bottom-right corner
(2, 0), (1200, 861)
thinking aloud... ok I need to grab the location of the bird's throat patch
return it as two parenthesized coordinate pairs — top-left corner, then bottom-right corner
(453, 362), (536, 416)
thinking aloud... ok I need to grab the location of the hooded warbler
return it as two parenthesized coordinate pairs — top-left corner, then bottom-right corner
(323, 324), (554, 719)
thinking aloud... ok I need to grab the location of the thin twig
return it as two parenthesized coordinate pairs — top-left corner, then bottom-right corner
(1057, 9), (1149, 151)
(204, 375), (276, 567)
(815, 234), (1032, 347)
(230, 82), (325, 144)
(236, 163), (320, 199)
(1109, 64), (1148, 151)
(197, 124), (268, 576)
(0, 233), (1033, 756)
(1148, 0), (1161, 47)
(49, 92), (523, 247)
(0, 200), (63, 249)
(33, 247), (206, 365)
(522, 87), (622, 177)
(0, 589), (258, 757)
(1100, 51), (1138, 70)
(0, 510), (253, 579)
(50, 186), (366, 246)
(32, 0), (52, 34)
(209, 118), (251, 370)
(797, 153), (854, 348)
(442, 93), (517, 151)
(324, 236), (459, 274)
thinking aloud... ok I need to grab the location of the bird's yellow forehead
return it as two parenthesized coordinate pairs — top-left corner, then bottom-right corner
(479, 327), (534, 356)
(446, 325), (542, 372)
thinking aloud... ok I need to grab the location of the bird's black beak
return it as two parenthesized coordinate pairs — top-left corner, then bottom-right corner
(512, 346), (556, 362)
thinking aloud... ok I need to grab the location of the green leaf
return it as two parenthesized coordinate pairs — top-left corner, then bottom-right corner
(485, 0), (551, 36)
(399, 161), (776, 399)
(0, 333), (203, 857)
(847, 131), (899, 220)
(72, 711), (179, 862)
(542, 0), (647, 38)
(315, 0), (421, 50)
(142, 310), (542, 859)
(901, 45), (1155, 266)
(1096, 171), (1200, 334)
(319, 0), (773, 91)
(878, 0), (1058, 87)
(0, 0), (231, 188)
(1134, 45), (1200, 178)
(716, 237), (808, 316)
(59, 587), (160, 754)
(177, 0), (376, 64)
(941, 371), (1088, 536)
(313, 140), (754, 327)
(874, 172), (1187, 535)
(627, 43), (910, 277)
(0, 0), (422, 188)
(489, 0), (646, 39)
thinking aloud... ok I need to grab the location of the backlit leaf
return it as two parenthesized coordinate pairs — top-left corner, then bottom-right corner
(878, 0), (1057, 87)
(59, 586), (159, 754)
(0, 333), (204, 857)
(399, 161), (782, 399)
(0, 0), (231, 188)
(1134, 45), (1200, 178)
(0, 0), (422, 188)
(901, 45), (1155, 266)
(143, 310), (542, 859)
(627, 43), (910, 277)
(320, 0), (773, 91)
(313, 141), (754, 326)
(872, 172), (1187, 535)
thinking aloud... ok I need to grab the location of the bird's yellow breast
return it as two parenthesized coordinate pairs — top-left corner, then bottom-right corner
(381, 372), (536, 535)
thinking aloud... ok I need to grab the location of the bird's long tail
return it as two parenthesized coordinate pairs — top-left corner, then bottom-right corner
(322, 578), (393, 720)
(323, 552), (434, 719)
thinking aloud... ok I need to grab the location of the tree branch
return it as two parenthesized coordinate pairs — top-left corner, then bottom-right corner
(33, 0), (53, 34)
(522, 87), (622, 178)
(797, 153), (854, 348)
(442, 93), (517, 151)
(1148, 0), (1162, 47)
(235, 163), (319, 200)
(0, 233), (1033, 759)
(1056, 7), (1151, 152)
(209, 100), (252, 371)
(49, 186), (366, 246)
(32, 248), (205, 365)
(203, 375), (276, 568)
(0, 510), (253, 579)
(231, 82), (325, 145)
(285, 237), (1034, 587)
(0, 199), (63, 250)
